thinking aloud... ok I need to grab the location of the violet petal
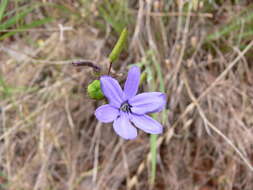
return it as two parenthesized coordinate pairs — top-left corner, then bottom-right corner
(129, 92), (166, 114)
(95, 104), (119, 123)
(124, 66), (140, 100)
(113, 112), (137, 139)
(100, 76), (124, 108)
(130, 114), (163, 134)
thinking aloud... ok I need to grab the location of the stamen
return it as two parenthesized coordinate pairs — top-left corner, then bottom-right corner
(120, 101), (132, 113)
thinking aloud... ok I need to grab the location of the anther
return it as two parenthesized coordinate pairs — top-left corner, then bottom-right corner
(120, 101), (132, 113)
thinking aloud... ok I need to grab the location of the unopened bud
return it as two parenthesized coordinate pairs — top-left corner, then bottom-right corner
(87, 80), (104, 100)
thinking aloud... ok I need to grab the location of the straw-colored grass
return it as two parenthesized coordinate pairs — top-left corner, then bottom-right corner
(1, 0), (253, 190)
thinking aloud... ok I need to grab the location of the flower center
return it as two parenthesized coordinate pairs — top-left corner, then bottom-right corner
(120, 101), (132, 113)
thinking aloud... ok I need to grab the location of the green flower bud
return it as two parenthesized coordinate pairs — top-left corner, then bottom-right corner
(109, 28), (128, 63)
(87, 80), (104, 100)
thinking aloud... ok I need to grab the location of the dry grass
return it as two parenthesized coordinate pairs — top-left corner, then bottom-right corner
(1, 0), (253, 190)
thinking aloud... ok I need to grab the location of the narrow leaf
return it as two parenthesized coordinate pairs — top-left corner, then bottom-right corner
(0, 6), (34, 30)
(0, 0), (8, 22)
(0, 17), (53, 40)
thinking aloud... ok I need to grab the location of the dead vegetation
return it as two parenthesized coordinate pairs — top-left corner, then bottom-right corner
(0, 0), (253, 190)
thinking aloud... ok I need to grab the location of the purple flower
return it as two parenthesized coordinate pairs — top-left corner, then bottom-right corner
(95, 66), (166, 140)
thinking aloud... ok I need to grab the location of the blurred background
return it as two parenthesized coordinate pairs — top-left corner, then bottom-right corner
(1, 0), (253, 189)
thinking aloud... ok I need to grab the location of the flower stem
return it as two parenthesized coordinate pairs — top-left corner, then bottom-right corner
(107, 61), (112, 75)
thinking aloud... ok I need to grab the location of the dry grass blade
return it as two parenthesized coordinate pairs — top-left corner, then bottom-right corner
(129, 9), (213, 18)
(170, 40), (253, 134)
(1, 1), (253, 189)
(183, 71), (253, 172)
